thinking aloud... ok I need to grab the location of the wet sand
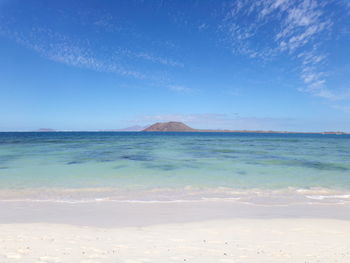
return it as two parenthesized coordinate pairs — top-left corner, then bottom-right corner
(1, 200), (350, 227)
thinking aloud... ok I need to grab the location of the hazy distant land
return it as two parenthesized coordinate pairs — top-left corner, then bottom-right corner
(143, 122), (349, 135)
(34, 122), (349, 134)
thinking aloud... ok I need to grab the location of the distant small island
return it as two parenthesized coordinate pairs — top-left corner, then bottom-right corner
(142, 121), (349, 135)
(143, 122), (195, 132)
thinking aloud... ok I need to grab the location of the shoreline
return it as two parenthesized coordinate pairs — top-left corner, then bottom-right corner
(1, 186), (350, 212)
(2, 200), (350, 227)
(2, 193), (350, 262)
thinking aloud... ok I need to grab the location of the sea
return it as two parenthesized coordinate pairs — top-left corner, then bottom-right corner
(0, 132), (349, 205)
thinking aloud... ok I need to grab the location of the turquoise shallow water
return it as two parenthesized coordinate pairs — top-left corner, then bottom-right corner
(0, 132), (349, 203)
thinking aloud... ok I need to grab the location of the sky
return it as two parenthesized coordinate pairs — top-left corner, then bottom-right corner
(0, 0), (350, 132)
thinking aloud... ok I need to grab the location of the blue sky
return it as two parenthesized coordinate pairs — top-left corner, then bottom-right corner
(0, 0), (350, 131)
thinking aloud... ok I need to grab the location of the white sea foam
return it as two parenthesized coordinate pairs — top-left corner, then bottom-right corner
(306, 195), (350, 200)
(0, 187), (349, 205)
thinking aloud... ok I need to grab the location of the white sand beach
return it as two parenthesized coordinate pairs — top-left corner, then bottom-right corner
(1, 219), (350, 263)
(1, 200), (350, 262)
(2, 0), (350, 262)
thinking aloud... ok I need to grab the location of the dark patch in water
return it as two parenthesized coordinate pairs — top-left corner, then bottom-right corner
(113, 164), (128, 169)
(134, 142), (157, 148)
(0, 166), (9, 169)
(0, 155), (19, 165)
(222, 155), (239, 159)
(120, 154), (153, 161)
(66, 161), (83, 165)
(211, 149), (237, 153)
(268, 159), (349, 171)
(144, 163), (178, 171)
(254, 154), (281, 160)
(183, 163), (201, 169)
(245, 161), (261, 165)
(98, 159), (114, 162)
(301, 161), (348, 171)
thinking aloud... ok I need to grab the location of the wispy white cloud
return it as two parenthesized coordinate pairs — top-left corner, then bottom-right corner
(198, 23), (208, 31)
(224, 0), (330, 54)
(92, 14), (119, 31)
(0, 1), (184, 81)
(116, 48), (184, 67)
(167, 85), (193, 93)
(276, 1), (331, 52)
(0, 17), (184, 85)
(331, 104), (350, 114)
(137, 52), (183, 67)
(75, 8), (122, 33)
(221, 0), (349, 100)
(0, 27), (146, 79)
(297, 49), (350, 100)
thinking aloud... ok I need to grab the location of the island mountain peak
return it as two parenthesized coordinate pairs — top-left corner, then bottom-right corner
(143, 122), (195, 132)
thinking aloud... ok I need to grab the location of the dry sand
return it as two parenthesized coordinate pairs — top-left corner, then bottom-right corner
(1, 219), (350, 263)
(1, 200), (350, 262)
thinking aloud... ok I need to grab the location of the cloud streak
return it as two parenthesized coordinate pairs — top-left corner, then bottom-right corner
(221, 0), (349, 100)
(0, 25), (185, 87)
(0, 27), (146, 79)
(167, 85), (193, 93)
(115, 48), (184, 68)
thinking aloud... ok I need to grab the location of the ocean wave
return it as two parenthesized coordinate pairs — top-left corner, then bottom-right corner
(305, 194), (350, 200)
